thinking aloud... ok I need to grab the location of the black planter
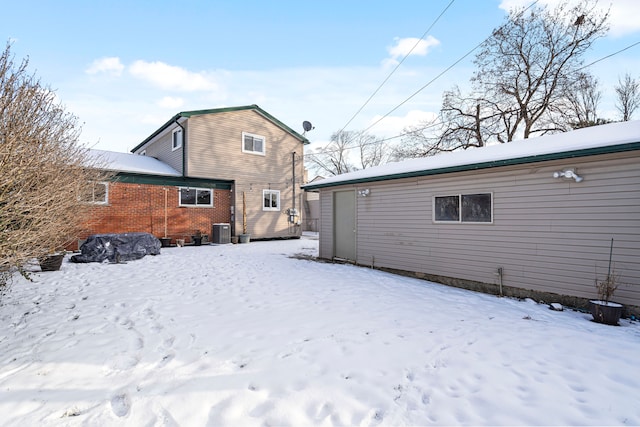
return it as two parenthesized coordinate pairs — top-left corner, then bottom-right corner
(590, 300), (623, 326)
(160, 238), (172, 247)
(39, 254), (64, 271)
(192, 237), (202, 246)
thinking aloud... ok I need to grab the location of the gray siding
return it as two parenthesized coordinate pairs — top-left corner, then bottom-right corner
(318, 151), (640, 308)
(319, 189), (333, 259)
(137, 126), (183, 173)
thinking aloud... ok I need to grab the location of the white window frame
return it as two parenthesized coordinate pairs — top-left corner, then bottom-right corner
(179, 187), (213, 207)
(172, 127), (183, 151)
(433, 192), (493, 224)
(242, 132), (265, 155)
(262, 189), (280, 211)
(83, 181), (108, 205)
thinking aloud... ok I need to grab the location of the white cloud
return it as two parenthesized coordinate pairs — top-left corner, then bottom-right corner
(387, 36), (441, 60)
(607, 0), (640, 37)
(86, 57), (124, 76)
(367, 109), (438, 137)
(157, 96), (185, 109)
(129, 60), (218, 92)
(498, 0), (640, 37)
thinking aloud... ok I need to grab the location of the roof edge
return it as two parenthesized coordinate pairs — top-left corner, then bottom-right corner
(303, 142), (640, 190)
(131, 104), (309, 153)
(114, 172), (233, 189)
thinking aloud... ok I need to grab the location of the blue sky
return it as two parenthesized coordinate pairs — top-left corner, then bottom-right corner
(4, 0), (640, 153)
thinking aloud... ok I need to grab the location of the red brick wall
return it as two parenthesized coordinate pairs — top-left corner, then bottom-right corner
(70, 182), (231, 249)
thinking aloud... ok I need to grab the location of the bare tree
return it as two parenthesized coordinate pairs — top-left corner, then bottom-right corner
(392, 87), (502, 159)
(0, 42), (110, 286)
(306, 130), (387, 176)
(395, 0), (609, 160)
(556, 72), (611, 129)
(474, 0), (609, 140)
(614, 73), (640, 121)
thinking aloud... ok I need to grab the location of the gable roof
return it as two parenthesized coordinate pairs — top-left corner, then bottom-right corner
(303, 120), (640, 190)
(131, 104), (310, 153)
(88, 149), (181, 177)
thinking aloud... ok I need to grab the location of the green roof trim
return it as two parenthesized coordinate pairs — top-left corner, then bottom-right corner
(303, 141), (640, 190)
(131, 104), (309, 153)
(113, 173), (233, 190)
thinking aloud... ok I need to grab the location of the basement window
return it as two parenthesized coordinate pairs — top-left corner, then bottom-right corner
(433, 193), (492, 223)
(179, 187), (213, 207)
(242, 132), (265, 155)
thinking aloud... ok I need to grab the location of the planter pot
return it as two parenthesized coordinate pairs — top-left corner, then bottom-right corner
(238, 234), (251, 244)
(590, 300), (623, 326)
(159, 237), (172, 248)
(231, 236), (239, 244)
(39, 253), (64, 271)
(192, 236), (202, 246)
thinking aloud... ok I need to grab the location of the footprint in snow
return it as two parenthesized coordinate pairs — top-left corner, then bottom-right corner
(110, 393), (131, 417)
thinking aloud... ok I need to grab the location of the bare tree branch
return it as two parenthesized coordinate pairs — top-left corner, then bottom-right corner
(615, 73), (640, 121)
(394, 0), (610, 160)
(0, 42), (111, 286)
(306, 130), (388, 176)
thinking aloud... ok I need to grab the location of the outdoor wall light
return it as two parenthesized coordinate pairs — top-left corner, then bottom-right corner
(358, 188), (370, 197)
(553, 168), (583, 183)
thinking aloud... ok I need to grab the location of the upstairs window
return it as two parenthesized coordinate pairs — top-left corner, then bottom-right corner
(242, 132), (265, 155)
(179, 187), (213, 207)
(434, 193), (492, 223)
(172, 128), (183, 151)
(262, 189), (280, 211)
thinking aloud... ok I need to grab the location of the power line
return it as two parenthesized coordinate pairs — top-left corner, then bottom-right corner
(577, 40), (640, 71)
(307, 1), (638, 161)
(306, 0), (541, 158)
(360, 0), (540, 135)
(337, 0), (456, 134)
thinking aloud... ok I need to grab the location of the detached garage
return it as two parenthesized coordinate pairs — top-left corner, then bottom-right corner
(303, 120), (640, 314)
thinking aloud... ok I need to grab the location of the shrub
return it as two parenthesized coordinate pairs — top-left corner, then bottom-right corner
(0, 42), (111, 286)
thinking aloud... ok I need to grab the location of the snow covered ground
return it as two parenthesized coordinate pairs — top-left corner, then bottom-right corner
(1, 234), (639, 426)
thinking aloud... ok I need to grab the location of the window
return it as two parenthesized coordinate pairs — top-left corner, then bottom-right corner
(172, 128), (183, 151)
(242, 132), (265, 155)
(263, 189), (280, 211)
(81, 182), (108, 204)
(179, 187), (213, 207)
(434, 193), (492, 223)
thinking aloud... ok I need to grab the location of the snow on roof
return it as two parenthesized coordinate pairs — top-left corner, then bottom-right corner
(304, 120), (640, 189)
(88, 149), (181, 177)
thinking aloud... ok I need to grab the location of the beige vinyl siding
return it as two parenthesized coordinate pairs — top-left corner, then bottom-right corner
(319, 151), (640, 308)
(186, 110), (304, 239)
(139, 127), (183, 173)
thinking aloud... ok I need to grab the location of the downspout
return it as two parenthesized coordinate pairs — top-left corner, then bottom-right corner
(292, 152), (296, 214)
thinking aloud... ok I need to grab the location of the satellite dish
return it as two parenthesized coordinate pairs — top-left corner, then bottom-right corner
(302, 121), (314, 132)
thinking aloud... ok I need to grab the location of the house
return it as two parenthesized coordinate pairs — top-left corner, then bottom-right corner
(77, 149), (232, 248)
(77, 105), (309, 247)
(302, 120), (640, 314)
(302, 175), (324, 232)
